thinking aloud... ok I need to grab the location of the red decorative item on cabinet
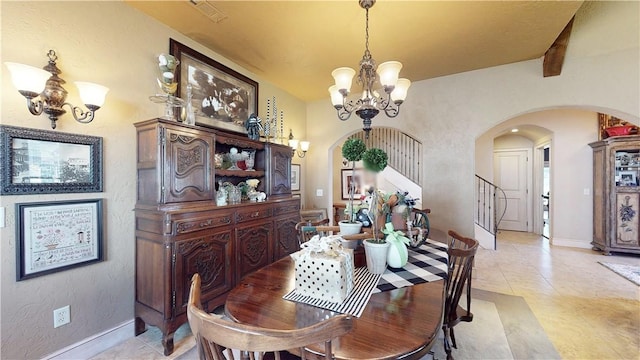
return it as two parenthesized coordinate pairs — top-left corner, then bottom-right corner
(605, 125), (636, 137)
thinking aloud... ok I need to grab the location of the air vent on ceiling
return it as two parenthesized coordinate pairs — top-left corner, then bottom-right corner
(189, 0), (228, 23)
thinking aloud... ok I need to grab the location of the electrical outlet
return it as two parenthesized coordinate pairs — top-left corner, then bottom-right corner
(53, 305), (70, 328)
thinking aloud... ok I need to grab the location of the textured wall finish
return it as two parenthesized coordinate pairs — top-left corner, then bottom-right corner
(305, 0), (639, 241)
(0, 2), (306, 358)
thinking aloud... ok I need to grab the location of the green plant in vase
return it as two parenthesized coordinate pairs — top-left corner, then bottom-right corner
(340, 138), (367, 234)
(362, 147), (388, 242)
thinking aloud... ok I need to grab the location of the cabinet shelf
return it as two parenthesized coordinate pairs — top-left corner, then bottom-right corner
(216, 169), (265, 177)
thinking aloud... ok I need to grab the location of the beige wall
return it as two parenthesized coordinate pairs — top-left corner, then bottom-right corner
(305, 1), (639, 240)
(0, 2), (306, 358)
(476, 109), (599, 246)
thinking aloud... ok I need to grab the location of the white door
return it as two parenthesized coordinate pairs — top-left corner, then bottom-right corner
(494, 150), (529, 231)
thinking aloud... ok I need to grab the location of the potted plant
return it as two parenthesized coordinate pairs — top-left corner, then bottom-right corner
(361, 147), (390, 274)
(339, 138), (367, 235)
(362, 147), (389, 238)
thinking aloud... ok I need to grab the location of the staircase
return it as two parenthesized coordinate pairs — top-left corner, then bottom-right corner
(474, 175), (507, 250)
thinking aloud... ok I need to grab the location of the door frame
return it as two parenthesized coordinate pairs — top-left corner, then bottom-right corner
(493, 148), (533, 232)
(533, 139), (552, 238)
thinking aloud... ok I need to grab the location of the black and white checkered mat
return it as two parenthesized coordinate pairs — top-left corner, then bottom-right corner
(283, 239), (448, 317)
(374, 238), (448, 293)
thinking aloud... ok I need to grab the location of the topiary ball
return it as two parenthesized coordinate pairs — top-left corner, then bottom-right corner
(362, 148), (388, 173)
(342, 138), (367, 162)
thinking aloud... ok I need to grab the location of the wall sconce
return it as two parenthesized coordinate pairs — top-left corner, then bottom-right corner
(288, 129), (310, 158)
(5, 50), (109, 129)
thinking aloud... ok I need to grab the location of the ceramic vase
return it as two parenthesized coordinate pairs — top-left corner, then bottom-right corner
(364, 239), (390, 274)
(339, 220), (363, 235)
(387, 239), (408, 268)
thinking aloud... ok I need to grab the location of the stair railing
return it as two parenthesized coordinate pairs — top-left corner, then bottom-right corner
(475, 174), (507, 248)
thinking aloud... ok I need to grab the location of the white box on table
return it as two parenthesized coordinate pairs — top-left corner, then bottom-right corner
(292, 236), (354, 303)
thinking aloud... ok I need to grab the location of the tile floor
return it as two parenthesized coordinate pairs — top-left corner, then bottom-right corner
(92, 231), (640, 359)
(473, 231), (640, 359)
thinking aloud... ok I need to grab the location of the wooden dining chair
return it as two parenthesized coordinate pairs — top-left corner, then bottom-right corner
(442, 230), (479, 360)
(294, 219), (330, 245)
(187, 273), (353, 360)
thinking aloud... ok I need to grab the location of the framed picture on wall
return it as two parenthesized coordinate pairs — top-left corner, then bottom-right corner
(16, 199), (104, 281)
(291, 164), (301, 191)
(0, 125), (103, 195)
(170, 39), (258, 135)
(341, 169), (365, 200)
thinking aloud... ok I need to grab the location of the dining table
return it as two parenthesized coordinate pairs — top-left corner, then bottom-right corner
(225, 236), (449, 360)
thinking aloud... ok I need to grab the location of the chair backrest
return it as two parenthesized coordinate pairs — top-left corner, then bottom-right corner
(444, 230), (479, 325)
(295, 219), (330, 245)
(188, 274), (352, 360)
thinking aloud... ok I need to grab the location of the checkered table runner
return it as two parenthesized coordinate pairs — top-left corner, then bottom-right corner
(374, 238), (449, 293)
(283, 239), (448, 317)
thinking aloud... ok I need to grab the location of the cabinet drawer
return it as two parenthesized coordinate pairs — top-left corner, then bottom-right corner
(174, 212), (233, 234)
(273, 201), (300, 216)
(236, 207), (273, 223)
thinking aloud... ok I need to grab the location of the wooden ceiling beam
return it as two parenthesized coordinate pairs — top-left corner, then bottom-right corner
(543, 16), (575, 77)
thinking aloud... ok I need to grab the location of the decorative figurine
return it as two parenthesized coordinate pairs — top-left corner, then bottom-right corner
(245, 113), (262, 140)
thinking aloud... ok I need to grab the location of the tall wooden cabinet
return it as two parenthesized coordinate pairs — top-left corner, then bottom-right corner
(590, 135), (640, 255)
(134, 119), (300, 355)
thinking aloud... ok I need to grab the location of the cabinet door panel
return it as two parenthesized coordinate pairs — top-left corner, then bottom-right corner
(615, 193), (640, 248)
(236, 221), (273, 279)
(163, 127), (214, 203)
(174, 230), (233, 316)
(267, 144), (292, 196)
(274, 217), (300, 260)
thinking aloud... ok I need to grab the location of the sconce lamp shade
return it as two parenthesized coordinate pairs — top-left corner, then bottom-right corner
(288, 138), (299, 150)
(391, 78), (411, 103)
(75, 82), (109, 107)
(331, 67), (356, 93)
(376, 61), (402, 89)
(300, 141), (310, 152)
(4, 62), (51, 93)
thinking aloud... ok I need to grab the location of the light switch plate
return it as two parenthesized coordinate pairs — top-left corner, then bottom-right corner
(316, 189), (323, 197)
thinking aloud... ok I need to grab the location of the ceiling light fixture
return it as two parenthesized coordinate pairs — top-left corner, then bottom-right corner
(328, 0), (411, 139)
(5, 50), (109, 129)
(511, 128), (519, 133)
(288, 129), (310, 158)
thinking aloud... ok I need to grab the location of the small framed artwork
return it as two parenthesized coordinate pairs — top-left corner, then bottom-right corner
(291, 164), (301, 191)
(0, 125), (103, 195)
(170, 39), (258, 135)
(341, 169), (365, 200)
(618, 171), (637, 186)
(16, 199), (104, 281)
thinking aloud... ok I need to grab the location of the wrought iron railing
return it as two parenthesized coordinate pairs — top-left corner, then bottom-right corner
(475, 174), (507, 248)
(350, 128), (422, 184)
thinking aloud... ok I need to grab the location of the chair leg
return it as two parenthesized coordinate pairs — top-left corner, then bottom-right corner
(442, 325), (453, 360)
(450, 327), (457, 349)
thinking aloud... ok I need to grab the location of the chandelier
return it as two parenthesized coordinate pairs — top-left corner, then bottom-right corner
(328, 0), (411, 138)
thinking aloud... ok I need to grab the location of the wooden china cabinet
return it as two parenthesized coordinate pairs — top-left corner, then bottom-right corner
(133, 118), (300, 355)
(590, 135), (640, 255)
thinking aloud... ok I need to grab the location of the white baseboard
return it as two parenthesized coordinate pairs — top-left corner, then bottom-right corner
(43, 319), (134, 360)
(550, 237), (592, 249)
